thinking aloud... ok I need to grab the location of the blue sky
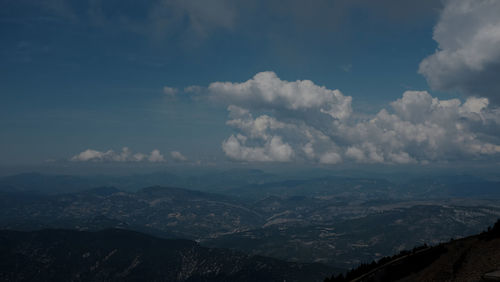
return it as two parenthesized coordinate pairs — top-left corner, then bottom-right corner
(2, 0), (500, 167)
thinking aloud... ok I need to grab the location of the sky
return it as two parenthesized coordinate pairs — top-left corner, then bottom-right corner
(1, 0), (500, 169)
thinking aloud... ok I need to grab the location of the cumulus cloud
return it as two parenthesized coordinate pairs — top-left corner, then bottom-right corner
(419, 0), (500, 103)
(226, 106), (289, 140)
(148, 149), (166, 162)
(170, 150), (188, 161)
(221, 102), (336, 163)
(208, 71), (352, 120)
(71, 147), (165, 163)
(222, 134), (294, 162)
(204, 72), (500, 164)
(339, 91), (500, 163)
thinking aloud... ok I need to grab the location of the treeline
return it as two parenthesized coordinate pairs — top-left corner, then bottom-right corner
(324, 244), (443, 282)
(479, 218), (500, 240)
(325, 219), (500, 282)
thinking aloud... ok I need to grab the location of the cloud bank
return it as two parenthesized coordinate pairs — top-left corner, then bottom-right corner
(206, 72), (500, 164)
(71, 147), (165, 163)
(419, 0), (500, 103)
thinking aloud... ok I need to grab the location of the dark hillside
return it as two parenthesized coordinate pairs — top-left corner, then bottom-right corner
(326, 219), (500, 282)
(0, 228), (336, 282)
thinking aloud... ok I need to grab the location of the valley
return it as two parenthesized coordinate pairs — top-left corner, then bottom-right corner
(1, 171), (499, 270)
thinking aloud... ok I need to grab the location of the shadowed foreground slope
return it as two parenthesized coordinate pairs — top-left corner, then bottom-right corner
(326, 219), (500, 282)
(0, 228), (336, 282)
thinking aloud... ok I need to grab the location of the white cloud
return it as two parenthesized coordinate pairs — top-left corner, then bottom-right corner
(71, 149), (109, 162)
(226, 106), (288, 140)
(170, 150), (188, 161)
(206, 72), (500, 164)
(419, 0), (500, 103)
(71, 147), (166, 163)
(221, 101), (336, 163)
(163, 86), (178, 96)
(148, 149), (165, 162)
(222, 135), (294, 162)
(132, 153), (147, 162)
(184, 85), (203, 94)
(319, 151), (342, 164)
(339, 91), (500, 163)
(302, 142), (315, 159)
(208, 71), (352, 120)
(346, 146), (365, 162)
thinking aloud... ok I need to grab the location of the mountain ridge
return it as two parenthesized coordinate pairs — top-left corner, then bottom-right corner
(326, 219), (500, 281)
(0, 228), (340, 282)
